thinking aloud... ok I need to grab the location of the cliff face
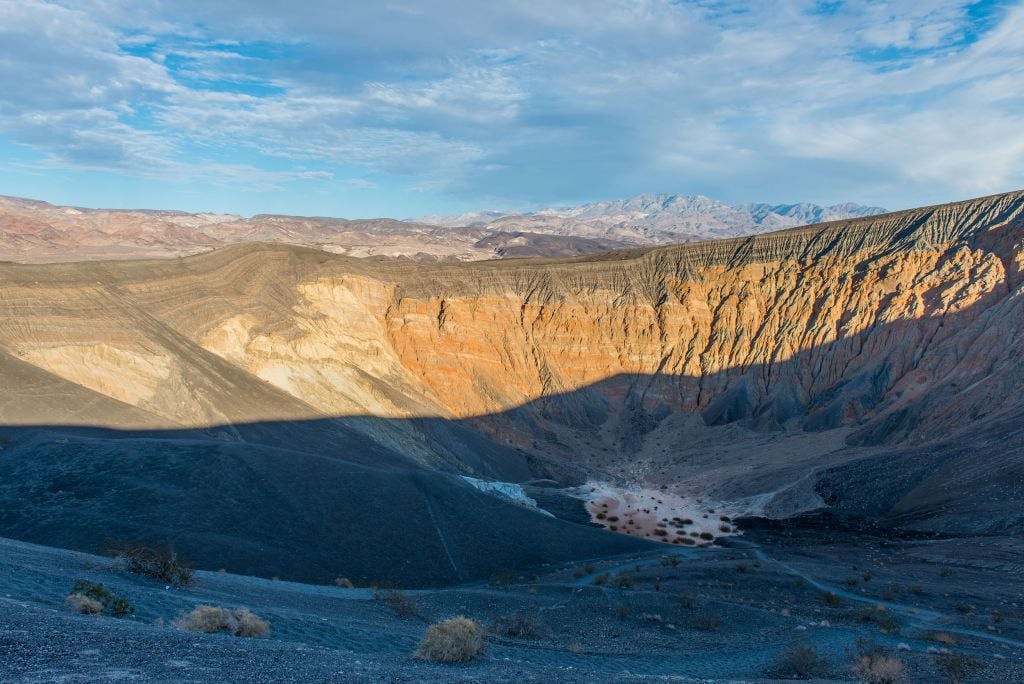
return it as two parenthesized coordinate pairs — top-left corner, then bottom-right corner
(1, 191), (1023, 479)
(0, 188), (1019, 497)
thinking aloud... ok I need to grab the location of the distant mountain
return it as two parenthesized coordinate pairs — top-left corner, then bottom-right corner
(0, 192), (885, 264)
(420, 194), (887, 244)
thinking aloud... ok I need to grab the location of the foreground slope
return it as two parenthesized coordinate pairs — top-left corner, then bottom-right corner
(0, 190), (1022, 582)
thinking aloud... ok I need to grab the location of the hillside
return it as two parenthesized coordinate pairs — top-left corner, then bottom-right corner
(0, 190), (1022, 584)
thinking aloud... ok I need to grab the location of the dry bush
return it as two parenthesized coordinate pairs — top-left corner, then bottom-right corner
(68, 580), (134, 618)
(771, 641), (830, 679)
(921, 631), (957, 646)
(174, 605), (269, 638)
(334, 577), (354, 589)
(852, 643), (905, 683)
(821, 591), (844, 608)
(107, 542), (193, 586)
(373, 588), (418, 618)
(934, 652), (983, 684)
(65, 593), (103, 615)
(415, 617), (486, 663)
(491, 610), (548, 640)
(857, 605), (900, 634)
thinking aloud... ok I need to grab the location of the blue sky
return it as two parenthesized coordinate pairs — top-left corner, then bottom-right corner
(0, 0), (1022, 218)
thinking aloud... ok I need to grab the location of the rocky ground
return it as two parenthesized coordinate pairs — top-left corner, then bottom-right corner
(1, 523), (1020, 683)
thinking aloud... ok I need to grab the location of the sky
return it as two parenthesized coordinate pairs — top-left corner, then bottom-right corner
(0, 0), (1022, 219)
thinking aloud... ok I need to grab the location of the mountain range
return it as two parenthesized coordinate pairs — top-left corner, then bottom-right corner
(0, 193), (885, 263)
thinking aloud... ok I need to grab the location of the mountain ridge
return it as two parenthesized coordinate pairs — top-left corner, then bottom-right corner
(0, 190), (885, 263)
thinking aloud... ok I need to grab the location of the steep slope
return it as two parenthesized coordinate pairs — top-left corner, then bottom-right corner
(0, 191), (1022, 581)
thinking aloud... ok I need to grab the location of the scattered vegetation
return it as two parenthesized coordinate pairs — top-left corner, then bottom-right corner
(66, 580), (134, 618)
(334, 576), (354, 589)
(851, 642), (905, 683)
(65, 593), (103, 615)
(677, 591), (696, 610)
(106, 542), (193, 586)
(373, 588), (418, 618)
(920, 630), (957, 646)
(821, 591), (844, 608)
(173, 605), (269, 638)
(770, 641), (830, 679)
(857, 605), (900, 634)
(934, 652), (983, 684)
(415, 617), (486, 663)
(491, 610), (548, 640)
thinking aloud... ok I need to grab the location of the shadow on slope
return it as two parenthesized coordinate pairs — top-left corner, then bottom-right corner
(1, 251), (1023, 586)
(0, 418), (653, 588)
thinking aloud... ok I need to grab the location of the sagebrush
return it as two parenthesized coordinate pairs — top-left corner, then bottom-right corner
(415, 617), (486, 663)
(173, 605), (269, 638)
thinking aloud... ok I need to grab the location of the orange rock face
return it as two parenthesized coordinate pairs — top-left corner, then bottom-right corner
(0, 190), (1021, 480)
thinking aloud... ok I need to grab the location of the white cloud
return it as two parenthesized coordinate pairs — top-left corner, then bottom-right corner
(0, 0), (1022, 210)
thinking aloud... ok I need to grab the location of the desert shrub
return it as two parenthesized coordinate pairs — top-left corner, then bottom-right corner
(771, 641), (830, 679)
(921, 631), (957, 646)
(690, 612), (721, 631)
(173, 605), (269, 638)
(107, 542), (193, 586)
(614, 573), (634, 589)
(615, 605), (630, 620)
(415, 617), (486, 663)
(491, 609), (548, 639)
(68, 580), (134, 618)
(821, 591), (844, 608)
(640, 613), (663, 623)
(374, 588), (418, 618)
(65, 593), (103, 615)
(334, 577), (354, 589)
(934, 652), (983, 684)
(677, 591), (696, 610)
(857, 605), (900, 634)
(852, 642), (904, 683)
(699, 532), (714, 541)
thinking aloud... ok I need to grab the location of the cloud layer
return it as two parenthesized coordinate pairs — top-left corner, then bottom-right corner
(0, 0), (1021, 215)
